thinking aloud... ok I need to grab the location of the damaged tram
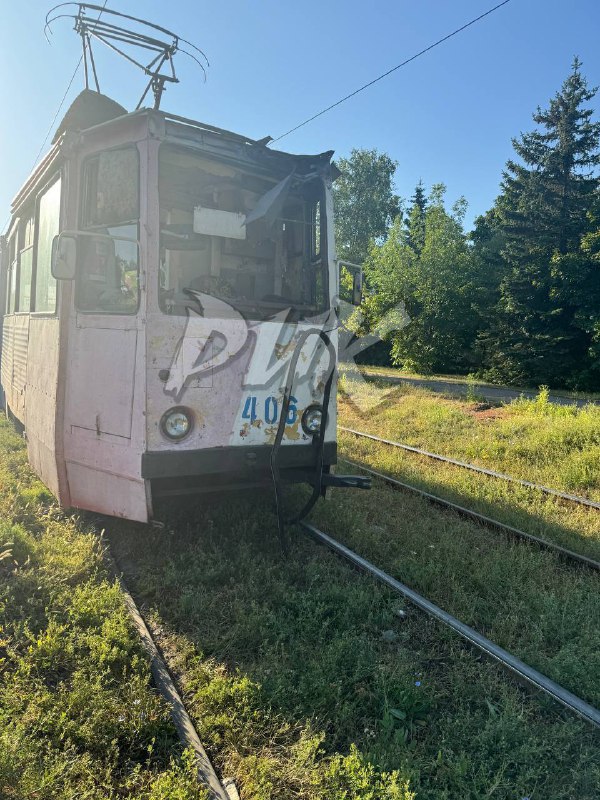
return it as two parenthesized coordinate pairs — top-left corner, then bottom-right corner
(0, 91), (367, 523)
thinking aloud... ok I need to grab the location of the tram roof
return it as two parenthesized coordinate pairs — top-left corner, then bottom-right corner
(11, 91), (337, 216)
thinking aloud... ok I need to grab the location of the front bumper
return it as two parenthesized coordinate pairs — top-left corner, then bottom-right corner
(141, 441), (337, 479)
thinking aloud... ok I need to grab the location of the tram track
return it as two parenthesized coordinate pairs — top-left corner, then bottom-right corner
(339, 426), (600, 511)
(298, 521), (600, 730)
(338, 456), (600, 572)
(104, 548), (236, 800)
(100, 496), (600, 795)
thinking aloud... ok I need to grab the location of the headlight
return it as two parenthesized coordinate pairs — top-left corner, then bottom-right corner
(301, 405), (324, 437)
(160, 407), (192, 441)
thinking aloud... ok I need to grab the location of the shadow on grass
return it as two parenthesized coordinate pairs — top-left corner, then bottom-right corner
(105, 487), (600, 800)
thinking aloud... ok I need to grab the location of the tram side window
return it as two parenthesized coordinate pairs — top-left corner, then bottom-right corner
(76, 148), (140, 314)
(34, 177), (61, 313)
(17, 213), (35, 312)
(5, 232), (17, 313)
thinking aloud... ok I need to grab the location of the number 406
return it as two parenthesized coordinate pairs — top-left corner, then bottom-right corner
(242, 395), (298, 425)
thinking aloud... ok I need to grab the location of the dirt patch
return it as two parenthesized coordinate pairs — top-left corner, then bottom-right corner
(466, 404), (508, 421)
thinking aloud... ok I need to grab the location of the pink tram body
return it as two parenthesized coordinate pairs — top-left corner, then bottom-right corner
(0, 92), (358, 523)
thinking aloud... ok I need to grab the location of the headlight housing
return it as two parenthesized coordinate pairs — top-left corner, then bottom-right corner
(160, 407), (193, 441)
(301, 404), (324, 437)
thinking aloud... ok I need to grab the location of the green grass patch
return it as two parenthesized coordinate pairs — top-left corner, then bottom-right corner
(2, 386), (600, 799)
(0, 415), (208, 799)
(338, 378), (600, 500)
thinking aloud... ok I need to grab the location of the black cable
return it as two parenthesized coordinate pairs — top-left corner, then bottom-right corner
(271, 0), (512, 143)
(270, 329), (336, 553)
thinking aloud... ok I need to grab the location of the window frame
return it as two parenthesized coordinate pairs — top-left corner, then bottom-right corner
(4, 226), (18, 314)
(31, 173), (62, 316)
(15, 210), (35, 314)
(156, 143), (330, 320)
(75, 145), (141, 316)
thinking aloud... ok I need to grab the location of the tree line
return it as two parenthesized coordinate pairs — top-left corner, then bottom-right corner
(334, 59), (600, 391)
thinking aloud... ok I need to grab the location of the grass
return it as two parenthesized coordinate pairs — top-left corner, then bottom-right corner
(110, 510), (415, 800)
(107, 480), (600, 800)
(338, 374), (600, 501)
(2, 380), (600, 799)
(0, 415), (209, 799)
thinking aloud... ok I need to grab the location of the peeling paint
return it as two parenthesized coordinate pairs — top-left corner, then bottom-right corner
(284, 418), (302, 441)
(273, 340), (297, 361)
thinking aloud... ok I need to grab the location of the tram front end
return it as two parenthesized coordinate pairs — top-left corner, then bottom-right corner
(143, 125), (355, 515)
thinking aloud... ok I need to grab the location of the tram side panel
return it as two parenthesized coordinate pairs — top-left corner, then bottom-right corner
(1, 316), (15, 415)
(7, 314), (29, 422)
(24, 317), (62, 498)
(0, 236), (6, 409)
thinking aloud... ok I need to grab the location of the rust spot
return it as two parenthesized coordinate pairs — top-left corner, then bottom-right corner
(274, 340), (296, 360)
(264, 425), (278, 444)
(263, 419), (302, 442)
(284, 418), (302, 441)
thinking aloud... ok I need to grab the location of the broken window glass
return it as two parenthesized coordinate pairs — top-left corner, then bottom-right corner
(158, 145), (327, 320)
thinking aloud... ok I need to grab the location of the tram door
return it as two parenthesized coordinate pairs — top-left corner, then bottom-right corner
(61, 146), (147, 518)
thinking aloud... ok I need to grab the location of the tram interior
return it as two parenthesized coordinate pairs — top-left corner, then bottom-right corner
(158, 147), (326, 319)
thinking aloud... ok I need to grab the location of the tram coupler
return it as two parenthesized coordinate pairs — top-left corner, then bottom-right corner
(320, 473), (372, 490)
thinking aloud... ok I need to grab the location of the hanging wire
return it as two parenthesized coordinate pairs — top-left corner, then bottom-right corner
(271, 0), (512, 143)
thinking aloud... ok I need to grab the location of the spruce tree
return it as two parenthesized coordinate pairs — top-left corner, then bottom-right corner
(406, 180), (427, 254)
(487, 58), (600, 387)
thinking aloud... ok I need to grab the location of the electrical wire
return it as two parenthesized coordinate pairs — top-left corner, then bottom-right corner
(32, 1), (109, 168)
(271, 0), (512, 143)
(1, 0), (109, 234)
(29, 60), (83, 171)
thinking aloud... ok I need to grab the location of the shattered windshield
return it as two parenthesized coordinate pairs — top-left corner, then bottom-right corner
(158, 146), (327, 320)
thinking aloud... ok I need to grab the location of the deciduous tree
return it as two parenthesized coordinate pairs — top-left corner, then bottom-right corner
(333, 148), (400, 264)
(365, 185), (479, 373)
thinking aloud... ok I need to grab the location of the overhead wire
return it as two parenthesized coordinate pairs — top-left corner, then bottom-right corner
(2, 1), (510, 232)
(271, 0), (512, 143)
(2, 1), (109, 234)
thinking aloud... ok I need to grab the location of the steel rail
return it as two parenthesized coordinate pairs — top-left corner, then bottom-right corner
(299, 522), (600, 729)
(104, 550), (232, 800)
(339, 457), (600, 572)
(340, 427), (600, 511)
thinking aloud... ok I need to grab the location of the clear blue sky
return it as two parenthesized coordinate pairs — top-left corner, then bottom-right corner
(2, 0), (599, 232)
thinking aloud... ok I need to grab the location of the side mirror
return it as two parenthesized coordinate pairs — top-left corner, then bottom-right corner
(51, 233), (77, 280)
(352, 271), (363, 306)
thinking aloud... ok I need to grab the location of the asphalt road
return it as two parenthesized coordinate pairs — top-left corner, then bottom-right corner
(360, 372), (597, 408)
